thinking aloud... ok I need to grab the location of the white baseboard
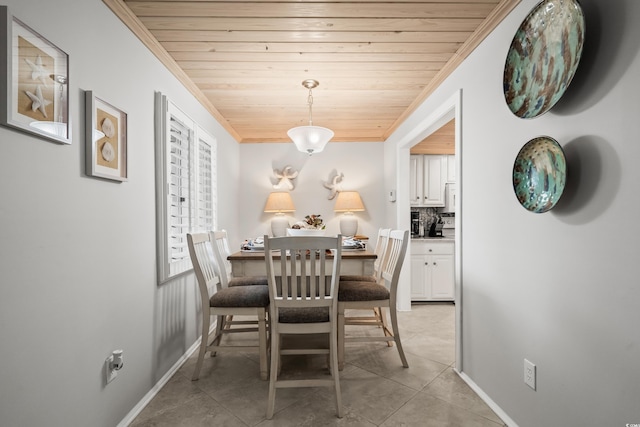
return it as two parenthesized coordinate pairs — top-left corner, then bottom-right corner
(455, 370), (518, 427)
(116, 324), (214, 427)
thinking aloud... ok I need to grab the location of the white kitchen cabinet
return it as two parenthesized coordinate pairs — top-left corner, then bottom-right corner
(411, 240), (454, 301)
(409, 155), (423, 206)
(409, 155), (447, 207)
(446, 155), (456, 183)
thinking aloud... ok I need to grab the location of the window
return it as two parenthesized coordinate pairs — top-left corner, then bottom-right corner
(155, 93), (217, 284)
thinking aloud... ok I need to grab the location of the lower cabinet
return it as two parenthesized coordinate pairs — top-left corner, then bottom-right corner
(410, 240), (454, 301)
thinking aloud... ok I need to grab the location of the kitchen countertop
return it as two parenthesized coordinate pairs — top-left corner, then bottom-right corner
(411, 232), (455, 242)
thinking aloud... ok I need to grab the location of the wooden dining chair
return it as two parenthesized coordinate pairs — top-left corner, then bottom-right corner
(187, 232), (270, 381)
(339, 228), (392, 341)
(210, 230), (270, 342)
(211, 230), (268, 287)
(340, 227), (390, 283)
(337, 229), (410, 370)
(264, 235), (343, 419)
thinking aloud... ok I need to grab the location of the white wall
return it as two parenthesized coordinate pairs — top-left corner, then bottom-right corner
(237, 142), (386, 243)
(388, 0), (640, 425)
(0, 1), (240, 426)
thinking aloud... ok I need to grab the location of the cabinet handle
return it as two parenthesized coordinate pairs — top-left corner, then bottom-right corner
(428, 249), (432, 252)
(424, 262), (428, 265)
(433, 262), (437, 266)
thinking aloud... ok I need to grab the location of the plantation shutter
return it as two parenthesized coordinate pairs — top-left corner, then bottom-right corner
(194, 127), (217, 233)
(167, 111), (194, 277)
(156, 93), (218, 284)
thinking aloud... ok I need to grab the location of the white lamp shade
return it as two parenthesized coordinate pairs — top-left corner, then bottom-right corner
(287, 125), (334, 155)
(334, 191), (365, 212)
(264, 192), (295, 212)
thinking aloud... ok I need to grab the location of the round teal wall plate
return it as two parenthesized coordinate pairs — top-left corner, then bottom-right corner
(513, 136), (567, 213)
(504, 0), (585, 118)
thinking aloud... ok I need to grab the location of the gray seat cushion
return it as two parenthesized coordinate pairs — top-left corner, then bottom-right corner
(338, 281), (390, 302)
(279, 307), (330, 323)
(210, 285), (269, 308)
(228, 275), (268, 287)
(340, 274), (376, 283)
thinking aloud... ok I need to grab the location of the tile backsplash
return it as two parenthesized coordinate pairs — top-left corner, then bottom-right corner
(412, 207), (454, 228)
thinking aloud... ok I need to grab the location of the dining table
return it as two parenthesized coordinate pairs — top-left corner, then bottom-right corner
(227, 249), (377, 278)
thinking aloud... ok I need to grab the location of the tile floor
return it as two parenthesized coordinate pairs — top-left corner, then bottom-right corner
(130, 303), (506, 426)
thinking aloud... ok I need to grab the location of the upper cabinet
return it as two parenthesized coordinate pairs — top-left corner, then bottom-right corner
(410, 118), (455, 207)
(409, 155), (423, 206)
(410, 154), (447, 207)
(446, 154), (456, 183)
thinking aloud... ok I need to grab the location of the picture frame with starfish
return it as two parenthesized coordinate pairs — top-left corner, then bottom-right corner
(0, 6), (71, 144)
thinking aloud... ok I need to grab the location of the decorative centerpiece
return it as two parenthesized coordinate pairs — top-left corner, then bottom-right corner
(287, 214), (326, 236)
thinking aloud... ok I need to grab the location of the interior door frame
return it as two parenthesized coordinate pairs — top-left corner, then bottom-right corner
(396, 89), (463, 372)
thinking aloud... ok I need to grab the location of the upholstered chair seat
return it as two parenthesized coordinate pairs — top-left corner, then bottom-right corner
(338, 274), (376, 283)
(210, 285), (270, 308)
(278, 307), (330, 323)
(228, 275), (269, 287)
(337, 281), (390, 302)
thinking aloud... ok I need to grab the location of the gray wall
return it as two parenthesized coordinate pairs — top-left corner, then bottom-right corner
(0, 0), (240, 426)
(389, 0), (640, 425)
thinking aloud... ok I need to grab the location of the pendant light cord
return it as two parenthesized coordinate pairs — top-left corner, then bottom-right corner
(307, 88), (314, 126)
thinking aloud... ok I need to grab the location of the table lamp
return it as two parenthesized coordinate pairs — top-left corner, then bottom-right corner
(264, 192), (295, 237)
(334, 191), (365, 237)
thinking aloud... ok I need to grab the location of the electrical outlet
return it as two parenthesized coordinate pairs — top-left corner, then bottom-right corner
(524, 359), (536, 390)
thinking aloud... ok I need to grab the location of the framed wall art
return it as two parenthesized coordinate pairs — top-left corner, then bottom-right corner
(85, 91), (128, 182)
(0, 6), (71, 144)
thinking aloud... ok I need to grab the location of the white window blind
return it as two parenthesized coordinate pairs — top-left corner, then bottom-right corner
(156, 93), (217, 284)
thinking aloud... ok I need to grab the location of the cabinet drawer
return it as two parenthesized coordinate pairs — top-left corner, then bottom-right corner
(411, 241), (454, 255)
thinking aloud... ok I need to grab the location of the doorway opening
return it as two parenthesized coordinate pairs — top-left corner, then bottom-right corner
(396, 89), (462, 372)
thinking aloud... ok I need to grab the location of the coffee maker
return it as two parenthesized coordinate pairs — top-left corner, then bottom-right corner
(411, 211), (420, 237)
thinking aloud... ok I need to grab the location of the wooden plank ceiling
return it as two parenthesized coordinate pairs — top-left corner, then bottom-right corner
(410, 118), (455, 154)
(104, 0), (519, 143)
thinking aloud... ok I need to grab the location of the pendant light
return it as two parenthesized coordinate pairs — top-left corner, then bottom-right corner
(287, 79), (334, 155)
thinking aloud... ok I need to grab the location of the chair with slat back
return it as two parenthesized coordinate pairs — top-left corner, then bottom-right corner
(339, 228), (392, 343)
(210, 230), (270, 345)
(211, 230), (269, 288)
(264, 235), (343, 419)
(340, 228), (390, 283)
(337, 229), (410, 370)
(187, 232), (270, 381)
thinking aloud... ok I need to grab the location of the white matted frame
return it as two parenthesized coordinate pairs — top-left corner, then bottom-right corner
(0, 6), (71, 144)
(85, 91), (128, 182)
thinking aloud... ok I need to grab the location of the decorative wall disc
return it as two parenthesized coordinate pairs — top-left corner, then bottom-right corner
(504, 0), (585, 118)
(513, 136), (567, 213)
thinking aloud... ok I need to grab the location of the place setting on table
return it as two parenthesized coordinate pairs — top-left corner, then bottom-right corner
(231, 237), (375, 279)
(239, 235), (368, 253)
